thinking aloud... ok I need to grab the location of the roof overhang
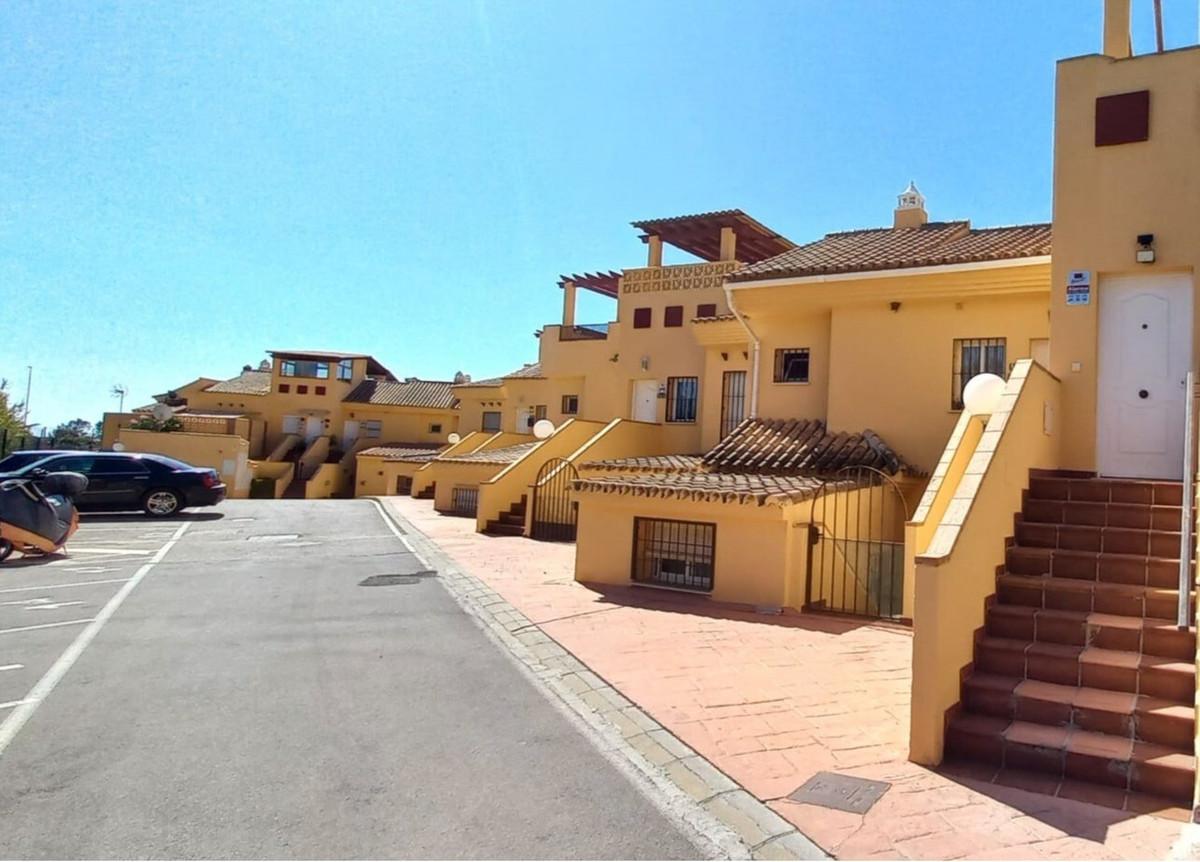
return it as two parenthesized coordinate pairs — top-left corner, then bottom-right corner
(631, 210), (794, 264)
(727, 255), (1052, 290)
(559, 271), (621, 298)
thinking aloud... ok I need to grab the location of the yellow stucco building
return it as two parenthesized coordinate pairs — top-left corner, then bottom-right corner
(908, 0), (1197, 812)
(101, 349), (458, 499)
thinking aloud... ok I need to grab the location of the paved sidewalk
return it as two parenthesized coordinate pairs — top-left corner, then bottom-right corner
(384, 497), (1192, 860)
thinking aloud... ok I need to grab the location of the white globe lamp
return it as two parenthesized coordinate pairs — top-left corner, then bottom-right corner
(447, 433), (461, 445)
(532, 419), (555, 440)
(962, 373), (1006, 417)
(112, 442), (126, 452)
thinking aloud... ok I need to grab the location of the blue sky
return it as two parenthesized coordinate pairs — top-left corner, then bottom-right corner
(2, 0), (1196, 431)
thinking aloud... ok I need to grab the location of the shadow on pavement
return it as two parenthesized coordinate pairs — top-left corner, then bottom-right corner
(79, 511), (225, 524)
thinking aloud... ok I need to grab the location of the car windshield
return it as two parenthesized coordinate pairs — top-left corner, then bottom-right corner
(0, 452), (54, 472)
(144, 455), (194, 471)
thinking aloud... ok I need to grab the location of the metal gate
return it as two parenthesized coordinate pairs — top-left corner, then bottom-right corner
(806, 465), (910, 619)
(531, 458), (578, 542)
(451, 486), (479, 518)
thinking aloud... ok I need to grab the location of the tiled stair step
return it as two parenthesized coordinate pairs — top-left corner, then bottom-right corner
(986, 603), (1196, 659)
(975, 635), (1194, 700)
(1014, 520), (1182, 558)
(1028, 475), (1183, 507)
(1022, 497), (1182, 532)
(499, 511), (525, 526)
(963, 673), (1194, 748)
(997, 572), (1193, 620)
(945, 714), (1195, 803)
(1006, 546), (1186, 588)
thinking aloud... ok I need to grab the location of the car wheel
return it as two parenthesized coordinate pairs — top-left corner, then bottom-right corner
(143, 489), (182, 518)
(0, 539), (12, 562)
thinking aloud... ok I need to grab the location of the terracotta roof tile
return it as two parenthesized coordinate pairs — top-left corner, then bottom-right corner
(204, 370), (271, 396)
(692, 313), (738, 324)
(703, 418), (914, 475)
(581, 455), (704, 473)
(573, 471), (852, 507)
(343, 378), (457, 409)
(454, 362), (544, 389)
(727, 221), (1051, 282)
(438, 441), (540, 465)
(357, 443), (444, 461)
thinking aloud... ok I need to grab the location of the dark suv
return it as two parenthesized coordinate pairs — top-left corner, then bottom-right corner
(2, 452), (226, 517)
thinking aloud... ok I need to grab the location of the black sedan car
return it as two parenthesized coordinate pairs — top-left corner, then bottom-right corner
(1, 451), (226, 517)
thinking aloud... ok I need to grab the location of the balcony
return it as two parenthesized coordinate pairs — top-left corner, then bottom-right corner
(559, 322), (610, 342)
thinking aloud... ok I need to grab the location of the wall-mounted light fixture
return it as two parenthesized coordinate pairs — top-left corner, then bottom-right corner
(721, 351), (729, 361)
(1137, 233), (1156, 263)
(640, 355), (650, 371)
(609, 353), (619, 363)
(890, 301), (902, 312)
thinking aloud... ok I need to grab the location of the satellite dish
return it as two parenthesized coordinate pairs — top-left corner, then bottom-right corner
(151, 403), (174, 421)
(532, 419), (555, 440)
(112, 442), (126, 452)
(447, 433), (461, 444)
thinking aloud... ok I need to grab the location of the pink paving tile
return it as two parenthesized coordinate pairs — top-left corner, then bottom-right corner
(385, 497), (1191, 861)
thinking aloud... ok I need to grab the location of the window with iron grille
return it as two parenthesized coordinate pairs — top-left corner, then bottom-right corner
(396, 476), (413, 495)
(429, 423), (442, 434)
(534, 405), (548, 421)
(363, 420), (382, 438)
(452, 486), (479, 517)
(632, 517), (715, 592)
(773, 348), (810, 383)
(633, 307), (652, 329)
(561, 394), (579, 415)
(665, 377), (698, 423)
(720, 370), (747, 439)
(664, 305), (683, 327)
(482, 411), (501, 432)
(952, 338), (1007, 409)
(697, 302), (717, 318)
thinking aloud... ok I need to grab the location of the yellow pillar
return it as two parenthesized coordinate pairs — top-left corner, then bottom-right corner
(719, 226), (737, 261)
(562, 279), (577, 328)
(1103, 0), (1131, 59)
(646, 235), (663, 267)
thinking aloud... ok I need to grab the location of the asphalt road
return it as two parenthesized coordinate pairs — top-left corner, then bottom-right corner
(0, 500), (704, 859)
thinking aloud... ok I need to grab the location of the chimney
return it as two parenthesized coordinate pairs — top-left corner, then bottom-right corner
(893, 181), (928, 229)
(1103, 0), (1131, 59)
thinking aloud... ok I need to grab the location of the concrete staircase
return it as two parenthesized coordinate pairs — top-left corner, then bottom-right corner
(415, 482), (435, 501)
(484, 496), (527, 537)
(946, 470), (1196, 807)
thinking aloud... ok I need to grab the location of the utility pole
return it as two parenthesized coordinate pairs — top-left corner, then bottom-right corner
(22, 365), (32, 427)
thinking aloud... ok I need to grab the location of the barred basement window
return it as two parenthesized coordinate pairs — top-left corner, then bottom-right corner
(561, 394), (579, 415)
(632, 517), (715, 592)
(429, 423), (442, 434)
(952, 337), (1007, 410)
(363, 420), (382, 438)
(665, 376), (698, 423)
(773, 348), (810, 383)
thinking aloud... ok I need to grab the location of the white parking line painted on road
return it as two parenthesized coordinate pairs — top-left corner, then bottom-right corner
(25, 602), (85, 611)
(0, 578), (131, 595)
(0, 665), (23, 672)
(0, 521), (191, 759)
(0, 700), (35, 710)
(0, 619), (95, 635)
(62, 548), (152, 556)
(368, 499), (431, 569)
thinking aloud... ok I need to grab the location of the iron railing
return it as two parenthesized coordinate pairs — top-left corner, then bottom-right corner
(452, 486), (479, 518)
(559, 323), (610, 341)
(1179, 371), (1196, 628)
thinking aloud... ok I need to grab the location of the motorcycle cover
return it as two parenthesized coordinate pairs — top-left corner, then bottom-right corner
(0, 472), (87, 547)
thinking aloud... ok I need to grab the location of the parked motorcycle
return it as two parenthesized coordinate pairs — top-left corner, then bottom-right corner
(0, 471), (88, 562)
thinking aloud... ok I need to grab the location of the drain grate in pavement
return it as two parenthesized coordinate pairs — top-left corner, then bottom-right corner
(359, 571), (438, 587)
(788, 771), (890, 814)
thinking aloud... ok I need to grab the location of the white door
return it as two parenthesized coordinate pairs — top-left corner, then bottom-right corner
(304, 415), (324, 442)
(343, 420), (360, 446)
(1097, 274), (1193, 480)
(631, 380), (658, 422)
(281, 415), (303, 435)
